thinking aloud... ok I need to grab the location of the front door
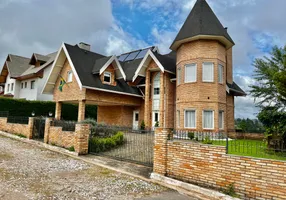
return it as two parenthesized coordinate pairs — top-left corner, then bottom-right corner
(133, 111), (139, 130)
(152, 111), (160, 129)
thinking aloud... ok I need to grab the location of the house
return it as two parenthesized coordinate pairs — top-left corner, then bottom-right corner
(0, 52), (57, 101)
(43, 0), (246, 132)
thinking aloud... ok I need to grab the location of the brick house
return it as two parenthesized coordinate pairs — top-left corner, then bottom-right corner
(0, 52), (56, 101)
(43, 0), (245, 132)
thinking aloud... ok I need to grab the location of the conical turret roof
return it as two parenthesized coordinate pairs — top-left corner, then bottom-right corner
(170, 0), (234, 50)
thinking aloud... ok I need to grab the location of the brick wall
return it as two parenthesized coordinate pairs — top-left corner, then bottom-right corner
(0, 117), (33, 139)
(228, 132), (265, 140)
(153, 129), (286, 199)
(44, 118), (90, 155)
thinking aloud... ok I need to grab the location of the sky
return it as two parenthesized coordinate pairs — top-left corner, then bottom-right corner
(0, 0), (285, 119)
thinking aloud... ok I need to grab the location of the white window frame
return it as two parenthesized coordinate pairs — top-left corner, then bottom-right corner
(21, 83), (24, 89)
(202, 110), (215, 130)
(218, 64), (223, 84)
(7, 84), (10, 92)
(219, 111), (224, 130)
(31, 80), (35, 89)
(184, 109), (196, 129)
(202, 62), (214, 82)
(11, 83), (14, 91)
(67, 71), (73, 83)
(103, 72), (111, 83)
(177, 68), (181, 85)
(185, 63), (197, 83)
(177, 110), (180, 128)
(25, 82), (27, 88)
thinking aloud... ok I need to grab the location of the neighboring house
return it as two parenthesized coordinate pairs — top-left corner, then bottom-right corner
(43, 0), (246, 132)
(0, 52), (56, 101)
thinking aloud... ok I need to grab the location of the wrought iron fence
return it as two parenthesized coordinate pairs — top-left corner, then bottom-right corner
(0, 111), (9, 117)
(7, 116), (29, 125)
(51, 120), (77, 132)
(171, 129), (286, 160)
(88, 125), (154, 166)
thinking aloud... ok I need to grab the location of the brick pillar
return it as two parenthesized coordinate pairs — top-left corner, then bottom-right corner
(44, 118), (52, 143)
(75, 123), (90, 155)
(27, 117), (34, 139)
(78, 100), (86, 122)
(159, 72), (165, 128)
(144, 70), (151, 129)
(55, 101), (62, 120)
(153, 128), (169, 175)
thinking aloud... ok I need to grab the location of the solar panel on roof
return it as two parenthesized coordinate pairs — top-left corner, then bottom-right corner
(118, 54), (129, 62)
(136, 49), (149, 59)
(125, 51), (140, 61)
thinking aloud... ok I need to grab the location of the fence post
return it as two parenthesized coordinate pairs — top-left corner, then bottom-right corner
(75, 123), (90, 155)
(153, 128), (170, 176)
(226, 135), (229, 154)
(44, 118), (52, 144)
(27, 117), (34, 139)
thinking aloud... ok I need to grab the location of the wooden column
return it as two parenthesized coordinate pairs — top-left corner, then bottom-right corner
(144, 70), (151, 129)
(55, 101), (62, 120)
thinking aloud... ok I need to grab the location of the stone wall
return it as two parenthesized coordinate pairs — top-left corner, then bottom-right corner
(153, 129), (286, 200)
(0, 117), (33, 139)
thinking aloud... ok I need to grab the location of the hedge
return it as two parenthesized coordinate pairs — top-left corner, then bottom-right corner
(0, 97), (97, 121)
(89, 132), (125, 153)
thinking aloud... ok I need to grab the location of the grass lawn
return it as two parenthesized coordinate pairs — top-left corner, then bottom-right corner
(212, 139), (286, 161)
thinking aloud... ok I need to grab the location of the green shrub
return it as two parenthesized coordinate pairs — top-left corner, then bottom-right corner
(223, 183), (238, 197)
(140, 120), (145, 130)
(202, 136), (213, 144)
(16, 133), (27, 138)
(0, 97), (97, 121)
(67, 146), (75, 152)
(188, 132), (195, 140)
(89, 132), (125, 153)
(155, 121), (159, 127)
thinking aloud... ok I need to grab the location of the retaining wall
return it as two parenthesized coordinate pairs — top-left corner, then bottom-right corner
(0, 117), (33, 139)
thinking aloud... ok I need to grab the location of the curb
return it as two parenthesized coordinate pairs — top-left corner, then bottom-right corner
(0, 131), (239, 200)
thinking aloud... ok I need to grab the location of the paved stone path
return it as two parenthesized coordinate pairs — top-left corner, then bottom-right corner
(0, 136), (194, 200)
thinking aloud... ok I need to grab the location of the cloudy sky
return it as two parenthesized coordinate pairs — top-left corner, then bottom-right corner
(0, 0), (285, 119)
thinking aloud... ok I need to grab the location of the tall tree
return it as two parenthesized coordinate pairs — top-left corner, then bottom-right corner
(250, 45), (286, 109)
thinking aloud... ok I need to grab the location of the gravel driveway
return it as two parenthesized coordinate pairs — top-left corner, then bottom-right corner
(0, 135), (192, 200)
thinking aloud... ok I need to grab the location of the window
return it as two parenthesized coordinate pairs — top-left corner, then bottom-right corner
(21, 83), (24, 89)
(177, 110), (180, 128)
(7, 84), (10, 92)
(177, 68), (181, 85)
(154, 88), (160, 95)
(203, 110), (214, 129)
(154, 113), (159, 122)
(185, 64), (197, 83)
(203, 62), (214, 82)
(219, 111), (224, 129)
(25, 82), (27, 88)
(104, 72), (111, 83)
(67, 71), (73, 83)
(135, 113), (139, 122)
(218, 64), (223, 83)
(153, 99), (160, 110)
(31, 81), (35, 89)
(11, 83), (14, 91)
(184, 110), (196, 128)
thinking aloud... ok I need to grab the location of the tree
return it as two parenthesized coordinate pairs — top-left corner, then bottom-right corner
(250, 45), (286, 109)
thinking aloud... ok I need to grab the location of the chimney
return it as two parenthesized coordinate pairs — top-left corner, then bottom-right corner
(78, 42), (91, 51)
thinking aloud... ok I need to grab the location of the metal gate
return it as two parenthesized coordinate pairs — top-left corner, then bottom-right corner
(33, 118), (46, 141)
(89, 129), (154, 167)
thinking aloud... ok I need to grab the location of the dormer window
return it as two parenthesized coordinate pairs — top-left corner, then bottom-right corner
(104, 72), (111, 83)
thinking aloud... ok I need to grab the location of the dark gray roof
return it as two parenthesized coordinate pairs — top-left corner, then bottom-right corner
(92, 56), (112, 74)
(121, 58), (143, 81)
(171, 0), (234, 49)
(227, 82), (246, 96)
(6, 55), (31, 78)
(64, 44), (142, 96)
(153, 52), (176, 73)
(34, 53), (50, 63)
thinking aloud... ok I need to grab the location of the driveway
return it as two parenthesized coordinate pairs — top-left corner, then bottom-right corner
(0, 135), (194, 200)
